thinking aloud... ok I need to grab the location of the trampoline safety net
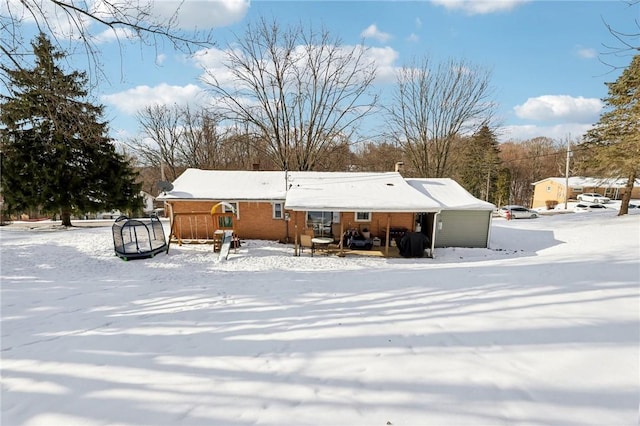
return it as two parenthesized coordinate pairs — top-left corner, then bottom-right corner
(112, 214), (167, 260)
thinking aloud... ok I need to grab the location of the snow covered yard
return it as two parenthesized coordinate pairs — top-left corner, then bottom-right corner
(1, 211), (639, 426)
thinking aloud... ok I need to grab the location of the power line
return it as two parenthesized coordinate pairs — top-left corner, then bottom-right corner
(498, 142), (600, 163)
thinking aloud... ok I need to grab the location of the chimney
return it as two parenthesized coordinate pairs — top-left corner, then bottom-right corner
(394, 161), (404, 173)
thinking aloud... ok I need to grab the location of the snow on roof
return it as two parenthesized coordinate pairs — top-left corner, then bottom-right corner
(533, 177), (640, 188)
(158, 169), (493, 212)
(157, 169), (289, 201)
(406, 178), (496, 210)
(284, 172), (441, 212)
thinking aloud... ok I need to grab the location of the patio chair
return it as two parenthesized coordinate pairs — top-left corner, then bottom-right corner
(300, 234), (313, 255)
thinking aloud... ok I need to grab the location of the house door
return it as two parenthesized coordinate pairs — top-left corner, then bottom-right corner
(416, 212), (436, 244)
(306, 211), (333, 237)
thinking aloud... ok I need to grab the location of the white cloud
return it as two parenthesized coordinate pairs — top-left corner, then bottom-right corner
(93, 27), (138, 44)
(407, 33), (419, 43)
(576, 47), (597, 59)
(364, 46), (400, 83)
(149, 0), (249, 28)
(156, 53), (167, 65)
(8, 0), (248, 42)
(6, 0), (94, 37)
(102, 83), (206, 115)
(431, 0), (529, 15)
(498, 122), (594, 142)
(513, 95), (603, 122)
(193, 43), (401, 86)
(361, 24), (392, 43)
(192, 47), (243, 87)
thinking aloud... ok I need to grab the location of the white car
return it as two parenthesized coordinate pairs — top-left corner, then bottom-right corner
(574, 203), (608, 212)
(577, 193), (610, 204)
(498, 205), (539, 219)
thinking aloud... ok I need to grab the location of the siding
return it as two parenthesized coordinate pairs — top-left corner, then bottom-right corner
(434, 210), (491, 248)
(532, 179), (565, 209)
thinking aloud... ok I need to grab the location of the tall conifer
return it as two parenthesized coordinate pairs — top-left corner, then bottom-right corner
(583, 55), (639, 216)
(0, 33), (142, 225)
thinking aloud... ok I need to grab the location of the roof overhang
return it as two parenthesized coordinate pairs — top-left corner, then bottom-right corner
(284, 172), (441, 212)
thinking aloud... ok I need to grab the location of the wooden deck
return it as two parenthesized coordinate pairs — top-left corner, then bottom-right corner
(323, 244), (402, 258)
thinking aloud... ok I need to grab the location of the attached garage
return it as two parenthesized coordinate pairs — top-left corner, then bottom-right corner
(433, 210), (493, 248)
(406, 178), (495, 249)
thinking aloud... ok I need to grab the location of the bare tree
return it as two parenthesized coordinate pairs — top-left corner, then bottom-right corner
(128, 104), (184, 181)
(178, 105), (226, 169)
(498, 137), (566, 206)
(0, 0), (215, 88)
(201, 18), (378, 171)
(386, 56), (495, 178)
(601, 1), (639, 59)
(351, 141), (405, 173)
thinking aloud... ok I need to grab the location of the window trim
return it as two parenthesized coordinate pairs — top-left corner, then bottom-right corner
(354, 212), (371, 222)
(272, 202), (284, 220)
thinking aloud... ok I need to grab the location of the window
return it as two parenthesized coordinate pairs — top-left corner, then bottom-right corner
(355, 212), (371, 222)
(546, 185), (552, 192)
(273, 203), (283, 219)
(223, 202), (239, 219)
(307, 211), (333, 237)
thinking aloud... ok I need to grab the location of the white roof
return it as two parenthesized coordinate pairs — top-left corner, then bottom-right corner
(284, 172), (441, 212)
(406, 178), (496, 210)
(158, 169), (493, 212)
(533, 176), (640, 188)
(157, 169), (289, 201)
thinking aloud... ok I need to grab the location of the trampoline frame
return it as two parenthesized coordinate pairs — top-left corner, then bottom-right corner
(112, 214), (168, 260)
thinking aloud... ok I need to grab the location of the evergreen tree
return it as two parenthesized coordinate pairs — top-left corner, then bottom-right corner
(0, 33), (142, 226)
(458, 125), (503, 204)
(583, 54), (640, 216)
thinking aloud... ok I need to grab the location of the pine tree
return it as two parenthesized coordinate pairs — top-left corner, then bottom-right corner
(458, 125), (503, 204)
(583, 55), (640, 216)
(0, 33), (142, 226)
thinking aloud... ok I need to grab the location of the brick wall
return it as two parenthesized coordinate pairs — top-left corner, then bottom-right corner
(167, 200), (417, 242)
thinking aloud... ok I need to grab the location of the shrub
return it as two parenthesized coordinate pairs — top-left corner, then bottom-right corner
(545, 200), (559, 210)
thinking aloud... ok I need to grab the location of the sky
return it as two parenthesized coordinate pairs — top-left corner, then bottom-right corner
(7, 0), (640, 144)
(1, 203), (639, 425)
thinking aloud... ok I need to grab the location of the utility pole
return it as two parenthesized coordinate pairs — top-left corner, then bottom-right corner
(564, 139), (571, 210)
(485, 169), (491, 201)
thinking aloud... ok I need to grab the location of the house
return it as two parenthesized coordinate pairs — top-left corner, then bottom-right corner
(157, 169), (496, 256)
(94, 191), (156, 219)
(531, 177), (640, 209)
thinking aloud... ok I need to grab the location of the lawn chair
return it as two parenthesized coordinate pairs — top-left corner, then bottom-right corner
(300, 234), (313, 255)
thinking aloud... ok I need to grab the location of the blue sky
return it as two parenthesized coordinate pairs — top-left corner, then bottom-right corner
(11, 0), (640, 143)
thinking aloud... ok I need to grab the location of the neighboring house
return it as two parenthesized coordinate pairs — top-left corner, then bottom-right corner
(531, 177), (640, 209)
(94, 191), (155, 219)
(157, 169), (496, 256)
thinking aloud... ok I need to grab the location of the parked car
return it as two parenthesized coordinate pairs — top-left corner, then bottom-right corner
(574, 203), (608, 212)
(576, 193), (610, 204)
(498, 205), (539, 219)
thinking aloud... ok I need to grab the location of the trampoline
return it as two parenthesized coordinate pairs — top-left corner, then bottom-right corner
(112, 214), (168, 260)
